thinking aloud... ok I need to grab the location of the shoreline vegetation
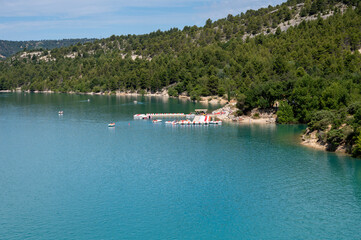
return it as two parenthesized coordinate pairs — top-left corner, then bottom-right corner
(301, 128), (350, 154)
(1, 0), (361, 158)
(0, 88), (275, 124)
(1, 89), (358, 157)
(0, 88), (225, 104)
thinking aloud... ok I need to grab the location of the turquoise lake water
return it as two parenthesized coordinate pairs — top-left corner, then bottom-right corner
(1, 93), (361, 239)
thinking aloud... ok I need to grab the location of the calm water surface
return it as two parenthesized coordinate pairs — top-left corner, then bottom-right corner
(1, 93), (361, 239)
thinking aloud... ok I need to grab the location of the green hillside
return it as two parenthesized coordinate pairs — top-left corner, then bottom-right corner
(0, 0), (361, 155)
(0, 38), (96, 58)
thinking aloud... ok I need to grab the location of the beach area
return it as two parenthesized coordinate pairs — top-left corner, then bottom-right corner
(212, 100), (277, 124)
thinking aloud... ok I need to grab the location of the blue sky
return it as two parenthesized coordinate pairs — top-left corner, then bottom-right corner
(0, 0), (285, 41)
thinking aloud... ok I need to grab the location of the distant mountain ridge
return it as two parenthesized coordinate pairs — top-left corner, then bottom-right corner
(0, 38), (96, 58)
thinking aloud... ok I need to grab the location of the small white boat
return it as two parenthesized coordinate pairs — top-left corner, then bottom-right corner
(134, 100), (137, 104)
(108, 123), (115, 127)
(152, 119), (162, 123)
(58, 111), (63, 115)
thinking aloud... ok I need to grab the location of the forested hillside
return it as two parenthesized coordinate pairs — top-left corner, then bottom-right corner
(0, 38), (95, 58)
(0, 0), (361, 155)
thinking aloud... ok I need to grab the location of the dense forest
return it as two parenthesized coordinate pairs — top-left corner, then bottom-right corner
(0, 0), (361, 156)
(0, 38), (95, 58)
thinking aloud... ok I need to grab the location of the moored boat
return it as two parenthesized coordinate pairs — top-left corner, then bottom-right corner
(108, 123), (115, 127)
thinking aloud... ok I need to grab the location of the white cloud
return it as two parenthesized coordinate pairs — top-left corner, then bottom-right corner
(0, 0), (286, 40)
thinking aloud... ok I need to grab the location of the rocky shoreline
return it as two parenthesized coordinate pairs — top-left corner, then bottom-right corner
(301, 129), (328, 151)
(212, 101), (277, 124)
(0, 89), (230, 105)
(2, 89), (276, 124)
(0, 88), (169, 97)
(301, 128), (352, 155)
(3, 88), (358, 156)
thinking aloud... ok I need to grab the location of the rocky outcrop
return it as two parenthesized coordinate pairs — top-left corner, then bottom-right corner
(212, 104), (277, 124)
(301, 127), (352, 154)
(199, 96), (228, 105)
(301, 128), (328, 151)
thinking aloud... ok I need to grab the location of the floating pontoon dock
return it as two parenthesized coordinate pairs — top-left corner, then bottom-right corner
(134, 113), (186, 119)
(134, 112), (222, 125)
